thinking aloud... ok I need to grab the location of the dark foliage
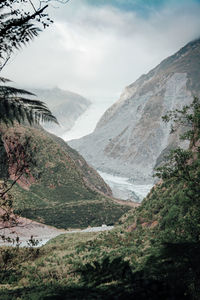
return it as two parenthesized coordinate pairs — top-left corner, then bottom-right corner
(0, 79), (58, 125)
(0, 0), (52, 70)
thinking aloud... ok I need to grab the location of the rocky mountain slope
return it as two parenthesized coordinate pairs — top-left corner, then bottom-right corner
(0, 124), (130, 229)
(69, 38), (200, 183)
(30, 87), (91, 137)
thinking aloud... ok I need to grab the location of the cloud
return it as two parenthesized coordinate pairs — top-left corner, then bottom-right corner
(2, 0), (200, 103)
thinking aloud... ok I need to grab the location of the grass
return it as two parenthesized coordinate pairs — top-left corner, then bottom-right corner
(0, 171), (200, 299)
(0, 232), (104, 299)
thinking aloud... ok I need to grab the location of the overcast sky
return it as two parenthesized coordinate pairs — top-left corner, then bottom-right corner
(2, 0), (200, 104)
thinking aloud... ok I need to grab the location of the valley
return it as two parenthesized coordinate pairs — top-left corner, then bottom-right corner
(69, 39), (200, 183)
(63, 100), (115, 141)
(0, 2), (200, 295)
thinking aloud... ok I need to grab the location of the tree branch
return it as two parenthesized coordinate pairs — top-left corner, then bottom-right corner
(0, 173), (23, 198)
(0, 5), (48, 37)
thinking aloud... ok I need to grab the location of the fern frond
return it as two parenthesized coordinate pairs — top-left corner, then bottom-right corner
(0, 86), (36, 96)
(0, 77), (12, 83)
(0, 84), (58, 126)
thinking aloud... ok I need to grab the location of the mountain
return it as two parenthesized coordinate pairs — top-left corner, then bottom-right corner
(69, 38), (200, 183)
(1, 98), (199, 299)
(0, 124), (130, 229)
(30, 87), (91, 137)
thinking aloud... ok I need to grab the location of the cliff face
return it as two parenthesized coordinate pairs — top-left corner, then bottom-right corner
(69, 39), (200, 183)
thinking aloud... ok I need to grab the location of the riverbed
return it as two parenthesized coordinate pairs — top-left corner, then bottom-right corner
(98, 171), (153, 202)
(0, 224), (114, 248)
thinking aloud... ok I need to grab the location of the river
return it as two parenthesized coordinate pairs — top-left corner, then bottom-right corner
(61, 103), (154, 202)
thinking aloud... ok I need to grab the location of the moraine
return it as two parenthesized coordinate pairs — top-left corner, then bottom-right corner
(98, 170), (153, 202)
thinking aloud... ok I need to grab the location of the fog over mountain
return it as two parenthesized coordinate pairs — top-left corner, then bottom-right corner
(1, 0), (200, 191)
(69, 39), (200, 183)
(2, 0), (200, 120)
(30, 88), (91, 137)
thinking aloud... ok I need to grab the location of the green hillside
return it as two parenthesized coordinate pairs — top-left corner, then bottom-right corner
(1, 99), (199, 299)
(0, 124), (130, 229)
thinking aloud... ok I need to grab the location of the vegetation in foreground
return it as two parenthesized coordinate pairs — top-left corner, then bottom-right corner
(0, 98), (200, 299)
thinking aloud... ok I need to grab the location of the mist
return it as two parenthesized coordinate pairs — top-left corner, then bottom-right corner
(2, 0), (200, 137)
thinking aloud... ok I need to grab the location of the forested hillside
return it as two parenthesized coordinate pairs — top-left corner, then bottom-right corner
(0, 124), (130, 229)
(1, 98), (199, 299)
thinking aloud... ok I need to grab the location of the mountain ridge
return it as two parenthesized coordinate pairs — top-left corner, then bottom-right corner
(69, 38), (200, 182)
(30, 87), (91, 137)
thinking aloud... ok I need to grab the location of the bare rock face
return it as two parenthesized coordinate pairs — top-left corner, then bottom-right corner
(69, 39), (200, 183)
